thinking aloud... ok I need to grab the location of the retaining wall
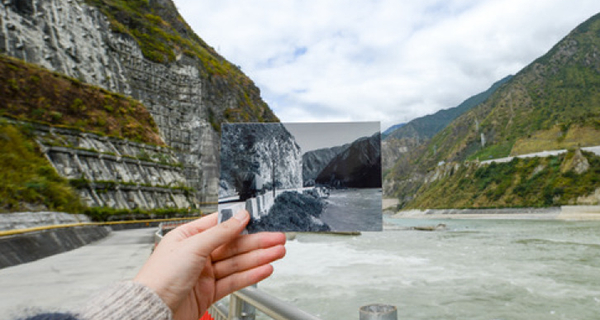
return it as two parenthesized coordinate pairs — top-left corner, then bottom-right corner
(32, 124), (195, 210)
(0, 225), (111, 269)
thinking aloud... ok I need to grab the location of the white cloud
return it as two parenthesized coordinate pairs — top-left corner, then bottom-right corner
(173, 0), (600, 130)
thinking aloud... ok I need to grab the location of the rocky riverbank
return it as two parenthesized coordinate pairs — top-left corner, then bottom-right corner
(246, 191), (330, 233)
(390, 206), (600, 220)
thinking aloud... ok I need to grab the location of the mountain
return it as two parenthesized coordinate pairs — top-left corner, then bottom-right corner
(0, 0), (277, 214)
(382, 76), (511, 170)
(316, 133), (382, 188)
(381, 123), (405, 139)
(386, 12), (600, 208)
(384, 76), (512, 143)
(420, 12), (600, 168)
(302, 145), (349, 186)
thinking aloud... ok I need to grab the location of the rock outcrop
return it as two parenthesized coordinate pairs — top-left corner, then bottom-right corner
(245, 191), (330, 233)
(560, 148), (590, 174)
(0, 0), (278, 210)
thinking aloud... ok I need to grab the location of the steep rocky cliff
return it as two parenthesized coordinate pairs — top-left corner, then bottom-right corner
(219, 123), (302, 200)
(316, 133), (382, 188)
(302, 144), (348, 186)
(0, 0), (278, 210)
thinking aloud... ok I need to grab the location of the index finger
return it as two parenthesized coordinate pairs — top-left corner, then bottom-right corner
(211, 232), (287, 262)
(186, 210), (250, 257)
(171, 212), (219, 240)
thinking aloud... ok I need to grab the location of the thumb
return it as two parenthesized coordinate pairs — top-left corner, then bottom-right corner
(188, 210), (250, 256)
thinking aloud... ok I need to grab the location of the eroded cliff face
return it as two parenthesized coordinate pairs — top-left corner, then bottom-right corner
(316, 133), (382, 188)
(219, 123), (302, 199)
(302, 145), (348, 187)
(0, 0), (277, 209)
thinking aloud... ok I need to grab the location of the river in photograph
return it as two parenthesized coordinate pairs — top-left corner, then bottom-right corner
(258, 218), (600, 320)
(319, 188), (382, 231)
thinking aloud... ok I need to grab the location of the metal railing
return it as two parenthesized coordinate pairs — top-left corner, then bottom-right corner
(209, 286), (323, 320)
(155, 223), (323, 320)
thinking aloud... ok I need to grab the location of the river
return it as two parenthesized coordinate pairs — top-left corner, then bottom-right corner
(259, 218), (600, 320)
(319, 188), (382, 232)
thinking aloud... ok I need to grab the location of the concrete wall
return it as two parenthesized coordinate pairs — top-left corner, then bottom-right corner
(0, 211), (90, 231)
(32, 123), (195, 210)
(0, 225), (111, 269)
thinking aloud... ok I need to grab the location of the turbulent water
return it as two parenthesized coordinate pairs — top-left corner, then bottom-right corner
(259, 218), (600, 320)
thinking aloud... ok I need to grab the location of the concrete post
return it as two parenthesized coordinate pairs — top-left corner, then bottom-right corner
(359, 304), (397, 320)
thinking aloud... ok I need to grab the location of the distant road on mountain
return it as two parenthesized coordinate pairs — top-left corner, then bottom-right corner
(481, 146), (600, 164)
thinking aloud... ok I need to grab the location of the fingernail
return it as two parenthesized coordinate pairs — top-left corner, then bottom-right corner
(233, 210), (248, 223)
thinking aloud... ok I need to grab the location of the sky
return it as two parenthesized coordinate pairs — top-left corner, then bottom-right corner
(172, 0), (600, 131)
(283, 121), (379, 152)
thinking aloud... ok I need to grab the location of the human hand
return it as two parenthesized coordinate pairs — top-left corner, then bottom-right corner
(134, 210), (286, 320)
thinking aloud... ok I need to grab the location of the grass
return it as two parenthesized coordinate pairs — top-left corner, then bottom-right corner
(511, 125), (600, 155)
(84, 206), (200, 222)
(0, 121), (85, 213)
(0, 54), (165, 146)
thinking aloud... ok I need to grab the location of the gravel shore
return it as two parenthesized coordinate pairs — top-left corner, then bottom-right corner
(390, 205), (600, 220)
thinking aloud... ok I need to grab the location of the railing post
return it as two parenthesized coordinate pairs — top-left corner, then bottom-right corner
(228, 293), (255, 320)
(359, 304), (398, 320)
(241, 300), (256, 320)
(229, 293), (243, 320)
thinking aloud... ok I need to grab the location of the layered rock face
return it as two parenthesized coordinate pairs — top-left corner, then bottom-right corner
(219, 123), (302, 199)
(0, 0), (276, 208)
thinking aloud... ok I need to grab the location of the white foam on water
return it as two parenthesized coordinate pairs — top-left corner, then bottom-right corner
(259, 220), (600, 320)
(262, 234), (430, 303)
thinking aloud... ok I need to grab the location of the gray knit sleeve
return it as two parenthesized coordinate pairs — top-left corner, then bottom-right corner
(77, 281), (172, 320)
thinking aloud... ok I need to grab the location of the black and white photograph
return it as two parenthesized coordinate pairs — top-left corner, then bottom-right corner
(218, 122), (382, 233)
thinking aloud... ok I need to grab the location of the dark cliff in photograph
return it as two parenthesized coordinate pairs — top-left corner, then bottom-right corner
(302, 144), (349, 187)
(316, 133), (382, 188)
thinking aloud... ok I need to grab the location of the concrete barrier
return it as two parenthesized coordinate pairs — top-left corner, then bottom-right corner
(0, 225), (111, 269)
(0, 211), (90, 231)
(218, 187), (329, 223)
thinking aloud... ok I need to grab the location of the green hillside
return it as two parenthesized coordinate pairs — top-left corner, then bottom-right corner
(424, 12), (600, 167)
(387, 12), (600, 208)
(0, 120), (84, 213)
(406, 150), (600, 209)
(0, 54), (162, 214)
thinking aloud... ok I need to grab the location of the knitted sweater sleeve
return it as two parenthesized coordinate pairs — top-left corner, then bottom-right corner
(77, 281), (172, 320)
